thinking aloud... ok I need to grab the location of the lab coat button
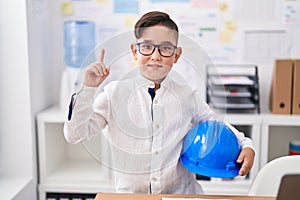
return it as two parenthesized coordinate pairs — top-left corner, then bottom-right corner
(152, 177), (157, 182)
(154, 99), (158, 104)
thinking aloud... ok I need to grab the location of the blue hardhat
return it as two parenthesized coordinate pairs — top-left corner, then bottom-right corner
(180, 120), (242, 178)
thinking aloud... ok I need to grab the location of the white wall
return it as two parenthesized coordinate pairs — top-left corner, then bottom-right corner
(44, 0), (300, 114)
(0, 0), (59, 199)
(0, 0), (32, 178)
(0, 0), (36, 199)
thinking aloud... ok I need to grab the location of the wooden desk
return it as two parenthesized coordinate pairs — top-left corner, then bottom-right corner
(95, 193), (275, 200)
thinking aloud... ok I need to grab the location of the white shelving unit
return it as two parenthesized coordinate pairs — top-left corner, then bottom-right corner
(200, 113), (300, 195)
(37, 105), (300, 198)
(37, 106), (264, 198)
(37, 107), (115, 200)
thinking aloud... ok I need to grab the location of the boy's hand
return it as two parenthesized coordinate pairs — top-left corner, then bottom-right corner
(236, 147), (255, 176)
(84, 48), (110, 87)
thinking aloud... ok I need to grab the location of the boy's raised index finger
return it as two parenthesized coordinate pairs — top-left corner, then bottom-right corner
(98, 48), (105, 63)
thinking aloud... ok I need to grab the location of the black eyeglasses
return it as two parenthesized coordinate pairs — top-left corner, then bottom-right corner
(136, 42), (177, 57)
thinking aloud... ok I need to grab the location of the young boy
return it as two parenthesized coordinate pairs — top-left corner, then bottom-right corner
(64, 11), (255, 194)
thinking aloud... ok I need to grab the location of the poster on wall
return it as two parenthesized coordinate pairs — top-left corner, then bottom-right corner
(284, 0), (300, 26)
(114, 0), (139, 13)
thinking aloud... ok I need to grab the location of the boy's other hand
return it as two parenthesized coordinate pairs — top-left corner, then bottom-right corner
(236, 147), (255, 176)
(84, 48), (110, 87)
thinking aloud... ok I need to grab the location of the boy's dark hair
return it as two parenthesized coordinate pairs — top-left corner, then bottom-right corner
(134, 11), (179, 40)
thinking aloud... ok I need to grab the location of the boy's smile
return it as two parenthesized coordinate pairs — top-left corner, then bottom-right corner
(147, 63), (163, 69)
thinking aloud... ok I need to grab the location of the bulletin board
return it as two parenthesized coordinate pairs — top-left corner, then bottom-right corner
(57, 0), (300, 64)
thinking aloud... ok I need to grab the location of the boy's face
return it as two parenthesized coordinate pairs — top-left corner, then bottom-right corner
(131, 25), (182, 84)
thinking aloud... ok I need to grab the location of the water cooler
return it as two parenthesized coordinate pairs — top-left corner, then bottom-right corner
(60, 20), (96, 110)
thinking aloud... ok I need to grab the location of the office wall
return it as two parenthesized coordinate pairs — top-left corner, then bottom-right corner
(0, 0), (32, 179)
(44, 0), (300, 113)
(0, 0), (36, 199)
(0, 0), (59, 198)
(52, 0), (300, 60)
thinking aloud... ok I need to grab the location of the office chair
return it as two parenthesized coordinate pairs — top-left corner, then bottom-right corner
(248, 155), (300, 197)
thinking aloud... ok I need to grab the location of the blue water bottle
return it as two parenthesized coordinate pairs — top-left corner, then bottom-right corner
(64, 21), (95, 68)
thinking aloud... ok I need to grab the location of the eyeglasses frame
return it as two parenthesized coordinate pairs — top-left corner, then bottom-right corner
(136, 42), (177, 58)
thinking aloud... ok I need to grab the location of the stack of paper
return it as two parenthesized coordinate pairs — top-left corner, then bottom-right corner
(210, 76), (254, 86)
(210, 97), (256, 109)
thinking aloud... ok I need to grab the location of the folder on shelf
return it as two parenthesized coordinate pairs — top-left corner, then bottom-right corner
(270, 59), (293, 114)
(292, 60), (300, 114)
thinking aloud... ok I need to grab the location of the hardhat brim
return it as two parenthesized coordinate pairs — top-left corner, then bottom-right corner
(180, 156), (240, 178)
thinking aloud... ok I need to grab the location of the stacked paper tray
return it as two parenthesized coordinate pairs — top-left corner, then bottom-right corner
(206, 64), (260, 113)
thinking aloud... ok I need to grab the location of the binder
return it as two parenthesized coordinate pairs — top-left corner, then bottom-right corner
(292, 60), (300, 114)
(271, 59), (293, 114)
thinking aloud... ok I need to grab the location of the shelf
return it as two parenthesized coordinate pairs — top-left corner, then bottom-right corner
(37, 107), (114, 199)
(260, 113), (300, 168)
(38, 106), (66, 123)
(219, 113), (262, 125)
(262, 113), (300, 125)
(47, 160), (109, 183)
(200, 179), (252, 195)
(218, 112), (300, 126)
(42, 160), (114, 193)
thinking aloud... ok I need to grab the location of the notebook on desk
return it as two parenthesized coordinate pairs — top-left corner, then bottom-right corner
(276, 174), (300, 200)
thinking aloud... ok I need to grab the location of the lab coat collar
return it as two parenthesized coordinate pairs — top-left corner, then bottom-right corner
(134, 70), (176, 90)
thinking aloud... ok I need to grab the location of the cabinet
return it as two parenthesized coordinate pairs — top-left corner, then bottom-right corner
(37, 105), (300, 198)
(37, 107), (115, 200)
(200, 113), (300, 195)
(260, 114), (300, 168)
